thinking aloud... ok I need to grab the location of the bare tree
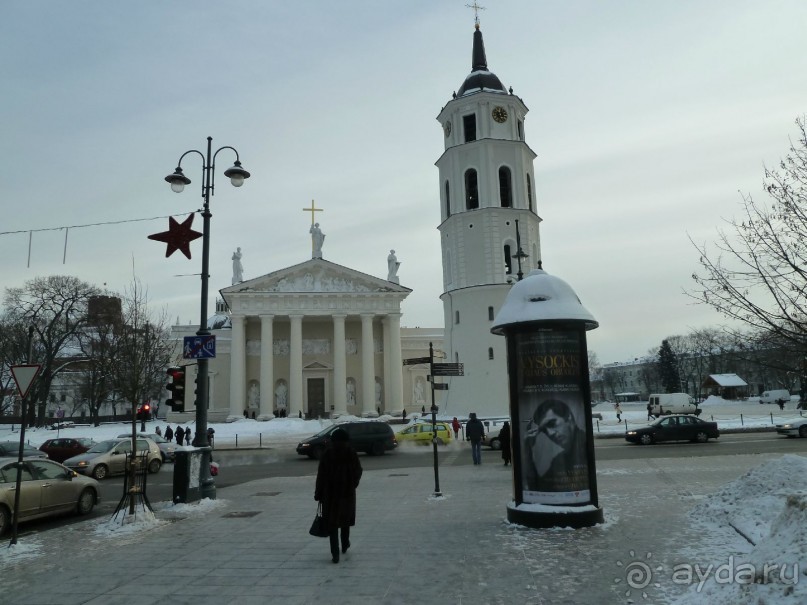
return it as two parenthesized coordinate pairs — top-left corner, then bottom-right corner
(3, 276), (99, 426)
(0, 316), (33, 417)
(690, 116), (807, 353)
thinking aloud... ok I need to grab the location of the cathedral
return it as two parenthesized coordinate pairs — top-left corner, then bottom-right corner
(169, 20), (542, 422)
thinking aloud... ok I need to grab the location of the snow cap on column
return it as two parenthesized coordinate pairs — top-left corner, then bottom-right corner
(491, 269), (599, 334)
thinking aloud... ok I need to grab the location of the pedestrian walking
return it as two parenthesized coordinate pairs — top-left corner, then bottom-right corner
(498, 421), (511, 466)
(451, 416), (461, 439)
(185, 429), (192, 445)
(465, 412), (485, 465)
(155, 425), (162, 437)
(314, 428), (363, 564)
(615, 403), (623, 423)
(175, 425), (185, 445)
(164, 425), (173, 442)
(646, 403), (654, 421)
(207, 427), (215, 448)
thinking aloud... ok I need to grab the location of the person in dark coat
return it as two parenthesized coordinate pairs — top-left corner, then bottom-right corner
(164, 425), (173, 442)
(314, 428), (363, 564)
(465, 412), (485, 465)
(498, 421), (511, 466)
(175, 425), (185, 445)
(185, 429), (192, 445)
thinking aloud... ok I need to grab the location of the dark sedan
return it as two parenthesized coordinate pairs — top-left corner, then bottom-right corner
(39, 437), (96, 463)
(0, 441), (48, 458)
(625, 415), (719, 445)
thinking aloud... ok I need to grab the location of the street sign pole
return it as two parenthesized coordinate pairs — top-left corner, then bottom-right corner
(429, 342), (442, 497)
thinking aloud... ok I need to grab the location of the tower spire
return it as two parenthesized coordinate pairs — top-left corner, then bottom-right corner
(466, 1), (486, 29)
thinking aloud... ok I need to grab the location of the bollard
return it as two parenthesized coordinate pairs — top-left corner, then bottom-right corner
(740, 413), (744, 426)
(235, 434), (238, 448)
(260, 433), (262, 447)
(596, 420), (599, 433)
(771, 412), (774, 424)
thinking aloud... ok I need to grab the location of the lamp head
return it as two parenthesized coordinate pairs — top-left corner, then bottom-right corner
(224, 161), (251, 187)
(165, 167), (192, 193)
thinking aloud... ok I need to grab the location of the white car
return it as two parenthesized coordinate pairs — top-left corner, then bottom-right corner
(775, 418), (807, 438)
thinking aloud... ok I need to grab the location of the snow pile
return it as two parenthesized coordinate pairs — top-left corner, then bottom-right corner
(688, 454), (807, 543)
(672, 455), (807, 604)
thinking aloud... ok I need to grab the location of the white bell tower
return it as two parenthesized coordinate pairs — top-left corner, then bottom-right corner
(436, 22), (543, 418)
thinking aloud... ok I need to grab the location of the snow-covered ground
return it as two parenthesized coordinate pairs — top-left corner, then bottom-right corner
(1, 396), (806, 603)
(1, 395), (801, 451)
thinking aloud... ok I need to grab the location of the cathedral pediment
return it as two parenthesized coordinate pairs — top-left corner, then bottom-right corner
(222, 259), (410, 296)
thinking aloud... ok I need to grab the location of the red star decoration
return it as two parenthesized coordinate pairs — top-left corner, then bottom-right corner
(148, 214), (203, 259)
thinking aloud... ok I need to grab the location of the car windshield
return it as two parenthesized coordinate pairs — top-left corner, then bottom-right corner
(149, 435), (168, 443)
(86, 440), (118, 453)
(311, 425), (338, 438)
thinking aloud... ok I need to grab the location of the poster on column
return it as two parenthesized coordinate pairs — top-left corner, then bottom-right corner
(516, 328), (591, 505)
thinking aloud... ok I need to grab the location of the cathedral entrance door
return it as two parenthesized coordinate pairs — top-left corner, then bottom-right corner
(307, 378), (325, 419)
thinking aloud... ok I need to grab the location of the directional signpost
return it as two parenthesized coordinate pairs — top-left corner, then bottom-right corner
(431, 363), (464, 377)
(9, 364), (41, 546)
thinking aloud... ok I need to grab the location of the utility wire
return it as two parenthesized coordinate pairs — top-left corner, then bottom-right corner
(0, 210), (199, 236)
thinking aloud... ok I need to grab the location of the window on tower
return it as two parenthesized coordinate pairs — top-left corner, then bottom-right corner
(463, 114), (477, 142)
(445, 181), (451, 217)
(504, 244), (513, 275)
(488, 306), (494, 320)
(488, 347), (494, 360)
(465, 169), (479, 210)
(455, 310), (460, 325)
(518, 120), (523, 141)
(499, 167), (512, 207)
(527, 174), (534, 212)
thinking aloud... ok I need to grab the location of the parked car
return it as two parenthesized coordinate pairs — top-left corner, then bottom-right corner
(63, 437), (162, 479)
(481, 419), (510, 449)
(296, 421), (397, 459)
(0, 441), (48, 459)
(39, 437), (96, 463)
(117, 433), (176, 462)
(396, 422), (453, 446)
(49, 420), (76, 430)
(775, 418), (807, 438)
(625, 415), (719, 445)
(0, 457), (100, 536)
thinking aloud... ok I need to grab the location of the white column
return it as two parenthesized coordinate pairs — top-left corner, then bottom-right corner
(382, 317), (391, 413)
(228, 315), (247, 421)
(289, 314), (304, 418)
(360, 313), (376, 417)
(258, 315), (275, 420)
(332, 314), (348, 417)
(386, 313), (404, 413)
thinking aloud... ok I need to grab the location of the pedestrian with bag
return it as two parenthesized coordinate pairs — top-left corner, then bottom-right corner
(314, 428), (363, 564)
(451, 417), (461, 439)
(175, 425), (185, 446)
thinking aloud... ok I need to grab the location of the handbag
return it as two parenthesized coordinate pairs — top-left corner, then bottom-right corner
(309, 503), (329, 538)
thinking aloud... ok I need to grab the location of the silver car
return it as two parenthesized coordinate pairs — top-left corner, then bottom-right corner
(64, 437), (162, 480)
(117, 433), (177, 462)
(0, 457), (100, 536)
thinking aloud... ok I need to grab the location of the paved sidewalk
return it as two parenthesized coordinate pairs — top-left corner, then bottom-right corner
(0, 451), (775, 605)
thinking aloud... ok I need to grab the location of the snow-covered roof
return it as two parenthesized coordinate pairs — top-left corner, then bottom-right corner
(703, 373), (748, 387)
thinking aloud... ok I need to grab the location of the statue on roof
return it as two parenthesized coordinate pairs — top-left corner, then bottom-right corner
(310, 222), (325, 259)
(232, 247), (244, 284)
(387, 250), (401, 283)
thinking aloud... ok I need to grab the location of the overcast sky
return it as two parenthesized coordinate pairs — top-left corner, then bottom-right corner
(1, 1), (805, 364)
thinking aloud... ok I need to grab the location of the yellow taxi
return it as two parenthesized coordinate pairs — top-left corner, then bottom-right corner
(396, 422), (453, 446)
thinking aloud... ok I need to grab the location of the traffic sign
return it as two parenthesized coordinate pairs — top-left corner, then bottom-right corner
(10, 365), (41, 398)
(432, 363), (464, 376)
(403, 356), (431, 366)
(183, 335), (216, 359)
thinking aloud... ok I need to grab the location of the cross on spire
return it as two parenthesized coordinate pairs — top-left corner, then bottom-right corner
(466, 1), (485, 28)
(302, 199), (324, 225)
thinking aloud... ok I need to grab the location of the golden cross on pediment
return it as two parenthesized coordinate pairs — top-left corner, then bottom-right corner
(302, 199), (324, 225)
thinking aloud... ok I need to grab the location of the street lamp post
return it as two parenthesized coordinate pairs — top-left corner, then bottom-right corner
(165, 136), (250, 500)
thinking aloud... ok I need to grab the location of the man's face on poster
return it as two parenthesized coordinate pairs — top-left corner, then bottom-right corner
(539, 409), (574, 449)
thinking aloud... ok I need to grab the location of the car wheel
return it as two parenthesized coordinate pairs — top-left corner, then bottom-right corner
(0, 504), (9, 537)
(695, 431), (709, 443)
(371, 441), (385, 456)
(639, 434), (654, 445)
(92, 464), (108, 480)
(148, 459), (162, 474)
(76, 488), (96, 515)
(490, 439), (501, 451)
(799, 425), (807, 438)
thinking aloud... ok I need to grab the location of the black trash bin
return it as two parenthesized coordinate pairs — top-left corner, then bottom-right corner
(173, 448), (204, 504)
